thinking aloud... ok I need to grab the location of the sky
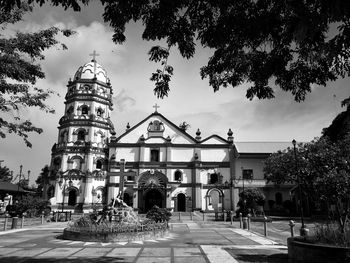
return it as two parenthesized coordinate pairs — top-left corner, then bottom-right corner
(0, 2), (349, 185)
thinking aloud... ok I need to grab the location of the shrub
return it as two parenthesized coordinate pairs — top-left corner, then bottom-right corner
(146, 205), (172, 222)
(307, 223), (350, 247)
(7, 196), (50, 217)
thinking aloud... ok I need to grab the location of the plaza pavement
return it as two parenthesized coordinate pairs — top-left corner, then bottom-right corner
(0, 220), (288, 263)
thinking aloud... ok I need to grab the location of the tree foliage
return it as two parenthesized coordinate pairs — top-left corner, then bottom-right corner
(0, 3), (73, 147)
(35, 165), (50, 194)
(322, 104), (350, 142)
(0, 165), (12, 182)
(264, 136), (350, 231)
(2, 1), (350, 101)
(236, 188), (265, 216)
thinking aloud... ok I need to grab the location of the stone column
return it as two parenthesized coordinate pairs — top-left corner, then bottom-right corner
(83, 172), (93, 211)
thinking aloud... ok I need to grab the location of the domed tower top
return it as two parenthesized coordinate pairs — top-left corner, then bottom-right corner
(73, 50), (110, 84)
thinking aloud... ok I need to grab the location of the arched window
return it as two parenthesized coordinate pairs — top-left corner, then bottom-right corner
(96, 159), (103, 169)
(81, 105), (88, 115)
(96, 108), (103, 117)
(77, 130), (85, 141)
(174, 170), (182, 181)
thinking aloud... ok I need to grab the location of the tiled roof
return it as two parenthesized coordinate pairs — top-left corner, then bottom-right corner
(0, 181), (26, 192)
(234, 142), (291, 153)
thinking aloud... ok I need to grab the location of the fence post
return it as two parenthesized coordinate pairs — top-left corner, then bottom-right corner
(247, 214), (251, 230)
(243, 217), (248, 229)
(230, 211), (234, 225)
(289, 220), (295, 237)
(264, 216), (268, 236)
(11, 217), (18, 229)
(3, 213), (9, 231)
(239, 213), (243, 228)
(41, 211), (45, 224)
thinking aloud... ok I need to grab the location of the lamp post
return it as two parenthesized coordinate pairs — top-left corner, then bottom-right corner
(17, 165), (23, 199)
(232, 167), (253, 217)
(58, 174), (67, 213)
(292, 139), (308, 236)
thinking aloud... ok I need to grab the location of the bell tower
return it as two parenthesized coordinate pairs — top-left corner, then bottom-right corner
(49, 53), (114, 212)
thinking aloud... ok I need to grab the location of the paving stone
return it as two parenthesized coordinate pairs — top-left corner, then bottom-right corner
(0, 247), (22, 256)
(174, 256), (207, 263)
(141, 247), (171, 257)
(35, 247), (83, 258)
(6, 247), (51, 257)
(105, 247), (141, 257)
(136, 257), (171, 263)
(73, 247), (112, 257)
(173, 247), (202, 257)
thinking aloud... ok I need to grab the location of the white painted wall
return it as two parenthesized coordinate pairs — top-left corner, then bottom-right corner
(170, 148), (194, 161)
(201, 149), (229, 162)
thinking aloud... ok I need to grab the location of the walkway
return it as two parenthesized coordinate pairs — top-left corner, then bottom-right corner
(0, 221), (288, 263)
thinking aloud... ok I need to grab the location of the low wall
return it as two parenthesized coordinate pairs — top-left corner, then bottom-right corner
(287, 237), (350, 263)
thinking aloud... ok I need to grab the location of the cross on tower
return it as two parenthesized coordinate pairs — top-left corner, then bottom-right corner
(153, 103), (160, 112)
(89, 50), (100, 75)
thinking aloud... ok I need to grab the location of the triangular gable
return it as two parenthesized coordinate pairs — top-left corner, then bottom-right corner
(200, 135), (229, 145)
(116, 112), (197, 144)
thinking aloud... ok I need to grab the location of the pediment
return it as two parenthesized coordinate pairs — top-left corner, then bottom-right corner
(200, 135), (228, 145)
(116, 112), (196, 144)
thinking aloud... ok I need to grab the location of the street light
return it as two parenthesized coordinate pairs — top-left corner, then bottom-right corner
(292, 139), (308, 236)
(17, 165), (23, 199)
(58, 174), (71, 212)
(232, 167), (253, 217)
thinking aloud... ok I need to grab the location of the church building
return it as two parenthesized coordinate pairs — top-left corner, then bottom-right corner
(47, 57), (292, 213)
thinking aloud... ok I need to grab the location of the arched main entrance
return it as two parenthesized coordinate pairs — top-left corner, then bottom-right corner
(68, 189), (77, 206)
(145, 189), (163, 211)
(137, 170), (168, 213)
(177, 193), (186, 212)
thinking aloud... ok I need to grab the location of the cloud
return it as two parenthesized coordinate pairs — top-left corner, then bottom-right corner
(113, 89), (136, 112)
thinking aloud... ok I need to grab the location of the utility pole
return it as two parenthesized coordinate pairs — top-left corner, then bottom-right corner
(17, 165), (23, 200)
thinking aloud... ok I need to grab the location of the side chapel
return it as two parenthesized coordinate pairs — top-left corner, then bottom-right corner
(47, 56), (292, 213)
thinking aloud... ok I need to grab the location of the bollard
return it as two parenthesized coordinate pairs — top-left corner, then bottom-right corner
(179, 212), (181, 221)
(190, 212), (193, 221)
(264, 216), (268, 236)
(11, 217), (18, 229)
(21, 216), (24, 228)
(41, 211), (45, 224)
(300, 226), (309, 237)
(289, 220), (295, 237)
(203, 212), (205, 221)
(223, 210), (227, 222)
(243, 217), (248, 229)
(55, 211), (58, 222)
(239, 213), (243, 228)
(247, 214), (251, 230)
(230, 211), (234, 225)
(3, 213), (9, 231)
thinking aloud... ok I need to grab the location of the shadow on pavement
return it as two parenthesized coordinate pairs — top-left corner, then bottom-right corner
(0, 257), (133, 263)
(234, 253), (288, 263)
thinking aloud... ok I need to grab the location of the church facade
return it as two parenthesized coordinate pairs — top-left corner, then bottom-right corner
(47, 58), (292, 213)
